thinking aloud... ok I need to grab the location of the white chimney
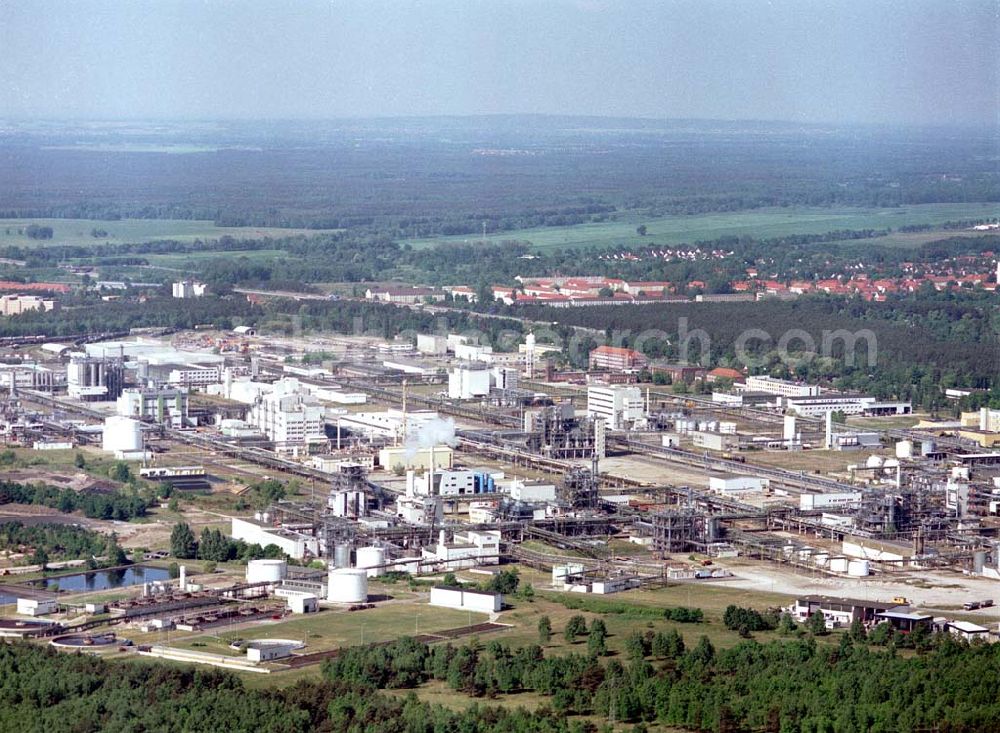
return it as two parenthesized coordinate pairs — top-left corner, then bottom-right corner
(179, 565), (187, 592)
(825, 411), (833, 449)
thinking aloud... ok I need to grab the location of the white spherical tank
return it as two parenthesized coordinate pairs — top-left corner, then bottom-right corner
(847, 559), (870, 577)
(327, 568), (368, 603)
(355, 546), (386, 577)
(102, 416), (142, 453)
(246, 559), (287, 583)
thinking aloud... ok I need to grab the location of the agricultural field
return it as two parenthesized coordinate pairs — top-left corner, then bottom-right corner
(402, 202), (999, 253)
(0, 218), (338, 247)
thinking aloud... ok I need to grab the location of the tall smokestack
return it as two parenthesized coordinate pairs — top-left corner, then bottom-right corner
(825, 411), (833, 449)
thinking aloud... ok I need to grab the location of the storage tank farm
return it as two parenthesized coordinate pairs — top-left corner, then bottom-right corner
(327, 568), (368, 603)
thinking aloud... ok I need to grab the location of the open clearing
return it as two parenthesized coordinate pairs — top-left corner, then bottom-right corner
(0, 218), (339, 247)
(402, 203), (999, 252)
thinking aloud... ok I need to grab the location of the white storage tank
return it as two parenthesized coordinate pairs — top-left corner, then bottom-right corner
(246, 558), (287, 583)
(327, 568), (368, 603)
(355, 546), (386, 577)
(102, 416), (142, 453)
(895, 440), (913, 459)
(830, 556), (849, 573)
(847, 559), (870, 577)
(333, 544), (352, 569)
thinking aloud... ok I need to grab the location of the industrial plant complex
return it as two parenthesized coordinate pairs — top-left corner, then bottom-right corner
(0, 315), (999, 674)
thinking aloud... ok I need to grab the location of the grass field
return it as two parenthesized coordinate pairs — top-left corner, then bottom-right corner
(402, 203), (999, 252)
(170, 601), (487, 658)
(0, 218), (338, 247)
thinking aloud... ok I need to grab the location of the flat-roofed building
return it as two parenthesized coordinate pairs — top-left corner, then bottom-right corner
(0, 294), (58, 316)
(587, 384), (645, 430)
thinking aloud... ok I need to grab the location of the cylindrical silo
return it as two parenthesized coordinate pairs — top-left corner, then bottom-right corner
(333, 545), (352, 569)
(355, 546), (386, 577)
(847, 559), (870, 577)
(246, 559), (287, 583)
(973, 551), (986, 575)
(102, 416), (142, 453)
(327, 568), (368, 603)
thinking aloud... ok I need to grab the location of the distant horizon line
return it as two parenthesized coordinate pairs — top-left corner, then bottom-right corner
(1, 113), (996, 132)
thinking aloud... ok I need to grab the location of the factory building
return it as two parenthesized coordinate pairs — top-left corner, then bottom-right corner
(337, 408), (439, 441)
(406, 468), (500, 497)
(588, 345), (647, 372)
(448, 367), (491, 399)
(16, 598), (58, 616)
(492, 366), (519, 391)
(0, 294), (58, 316)
(230, 517), (319, 560)
(247, 379), (326, 454)
(789, 596), (891, 627)
(0, 363), (63, 392)
(454, 342), (494, 362)
(421, 529), (501, 571)
(67, 356), (125, 401)
(117, 387), (189, 428)
(171, 280), (207, 298)
(709, 475), (767, 494)
(429, 586), (502, 613)
(785, 393), (911, 417)
(743, 375), (821, 397)
(167, 365), (249, 388)
(800, 492), (864, 511)
(378, 445), (454, 472)
(587, 385), (645, 430)
(416, 333), (447, 355)
(508, 478), (557, 503)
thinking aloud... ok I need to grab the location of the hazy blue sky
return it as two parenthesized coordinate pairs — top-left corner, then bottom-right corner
(1, 0), (996, 126)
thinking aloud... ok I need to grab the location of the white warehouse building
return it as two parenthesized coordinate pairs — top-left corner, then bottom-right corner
(421, 529), (501, 571)
(587, 385), (645, 430)
(448, 367), (491, 400)
(230, 517), (319, 560)
(709, 475), (768, 494)
(429, 586), (502, 613)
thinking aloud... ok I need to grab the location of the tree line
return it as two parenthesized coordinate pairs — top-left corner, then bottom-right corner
(0, 481), (147, 522)
(0, 521), (126, 569)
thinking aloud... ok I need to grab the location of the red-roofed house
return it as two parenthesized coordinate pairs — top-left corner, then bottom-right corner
(707, 367), (745, 384)
(0, 281), (71, 294)
(589, 345), (648, 372)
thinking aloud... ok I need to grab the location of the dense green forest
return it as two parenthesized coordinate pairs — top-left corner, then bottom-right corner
(1, 119), (996, 230)
(323, 631), (1000, 732)
(519, 293), (1000, 410)
(1, 627), (998, 733)
(0, 296), (261, 339)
